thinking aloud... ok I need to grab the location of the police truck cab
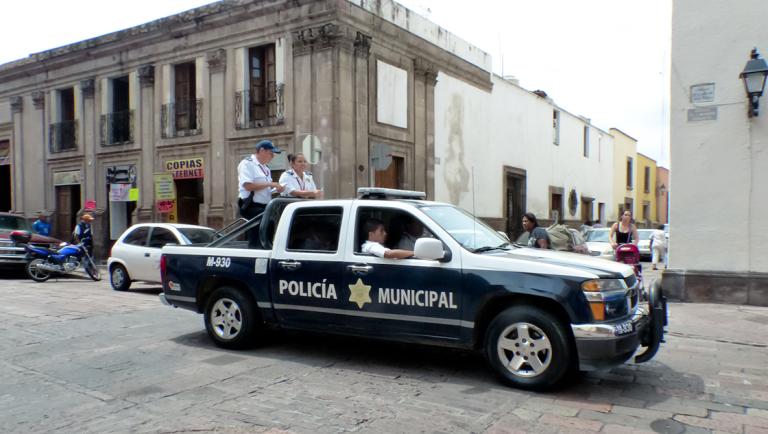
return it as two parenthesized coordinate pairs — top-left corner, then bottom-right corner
(160, 188), (666, 390)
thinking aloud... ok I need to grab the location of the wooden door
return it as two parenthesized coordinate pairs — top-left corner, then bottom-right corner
(55, 186), (72, 240)
(374, 155), (404, 189)
(174, 63), (196, 130)
(504, 170), (526, 240)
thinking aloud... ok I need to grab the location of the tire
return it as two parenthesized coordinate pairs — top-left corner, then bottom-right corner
(485, 305), (574, 391)
(26, 259), (52, 282)
(110, 264), (131, 291)
(204, 286), (260, 350)
(85, 258), (101, 281)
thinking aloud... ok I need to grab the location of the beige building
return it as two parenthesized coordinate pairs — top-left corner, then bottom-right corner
(0, 0), (490, 259)
(634, 153), (657, 228)
(609, 128), (637, 222)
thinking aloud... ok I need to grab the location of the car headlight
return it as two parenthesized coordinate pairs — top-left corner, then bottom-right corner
(581, 279), (629, 321)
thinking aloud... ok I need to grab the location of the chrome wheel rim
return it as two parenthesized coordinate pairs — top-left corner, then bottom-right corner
(111, 267), (124, 286)
(28, 259), (50, 280)
(210, 298), (242, 340)
(497, 322), (553, 378)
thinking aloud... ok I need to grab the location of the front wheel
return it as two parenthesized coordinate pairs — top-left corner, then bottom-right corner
(84, 257), (101, 281)
(110, 264), (131, 291)
(204, 286), (260, 350)
(485, 305), (574, 391)
(26, 258), (52, 282)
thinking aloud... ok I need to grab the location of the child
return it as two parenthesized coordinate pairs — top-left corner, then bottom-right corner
(361, 219), (414, 259)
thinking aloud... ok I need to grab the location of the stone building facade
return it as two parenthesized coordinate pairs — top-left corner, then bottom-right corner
(0, 0), (491, 259)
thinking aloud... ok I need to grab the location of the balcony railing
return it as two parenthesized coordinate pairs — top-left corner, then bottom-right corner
(161, 98), (203, 138)
(100, 110), (134, 145)
(235, 82), (285, 129)
(49, 120), (78, 153)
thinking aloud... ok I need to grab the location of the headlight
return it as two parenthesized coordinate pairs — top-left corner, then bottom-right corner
(581, 279), (629, 322)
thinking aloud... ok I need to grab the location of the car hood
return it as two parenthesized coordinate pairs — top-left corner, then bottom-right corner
(471, 246), (634, 280)
(0, 230), (62, 244)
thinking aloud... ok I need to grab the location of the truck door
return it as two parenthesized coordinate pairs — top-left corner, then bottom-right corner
(340, 204), (464, 342)
(270, 204), (350, 330)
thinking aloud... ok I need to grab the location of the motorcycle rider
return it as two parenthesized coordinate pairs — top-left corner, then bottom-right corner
(73, 214), (94, 256)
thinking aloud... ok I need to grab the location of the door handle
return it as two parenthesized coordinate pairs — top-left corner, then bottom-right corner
(278, 260), (302, 271)
(347, 264), (373, 275)
(144, 252), (150, 257)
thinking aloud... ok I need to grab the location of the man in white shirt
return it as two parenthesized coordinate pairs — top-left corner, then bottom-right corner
(361, 219), (414, 259)
(649, 224), (667, 270)
(237, 140), (285, 246)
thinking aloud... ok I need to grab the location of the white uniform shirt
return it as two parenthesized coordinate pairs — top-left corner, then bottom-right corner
(278, 170), (317, 197)
(361, 240), (388, 258)
(237, 155), (274, 205)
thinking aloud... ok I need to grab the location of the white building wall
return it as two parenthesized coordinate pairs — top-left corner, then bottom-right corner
(435, 73), (615, 224)
(671, 0), (768, 273)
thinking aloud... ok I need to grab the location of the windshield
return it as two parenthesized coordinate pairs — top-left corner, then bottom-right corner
(419, 205), (509, 251)
(0, 215), (32, 231)
(637, 230), (653, 241)
(178, 228), (216, 244)
(586, 229), (610, 242)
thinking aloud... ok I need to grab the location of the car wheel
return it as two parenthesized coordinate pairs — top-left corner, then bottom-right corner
(485, 305), (574, 391)
(26, 259), (52, 282)
(110, 264), (131, 291)
(204, 286), (260, 350)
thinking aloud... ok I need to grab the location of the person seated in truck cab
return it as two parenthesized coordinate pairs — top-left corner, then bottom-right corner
(395, 217), (426, 250)
(361, 218), (414, 259)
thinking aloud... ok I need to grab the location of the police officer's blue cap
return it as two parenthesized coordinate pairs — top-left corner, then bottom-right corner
(255, 139), (282, 153)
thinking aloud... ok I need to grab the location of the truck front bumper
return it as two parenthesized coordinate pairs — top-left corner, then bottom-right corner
(571, 305), (651, 371)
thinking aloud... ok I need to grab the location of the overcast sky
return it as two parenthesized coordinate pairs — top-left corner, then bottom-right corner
(1, 0), (670, 166)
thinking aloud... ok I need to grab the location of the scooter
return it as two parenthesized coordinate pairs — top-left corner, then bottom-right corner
(24, 239), (101, 282)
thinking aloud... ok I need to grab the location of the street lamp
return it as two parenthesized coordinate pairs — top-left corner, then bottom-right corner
(739, 48), (768, 117)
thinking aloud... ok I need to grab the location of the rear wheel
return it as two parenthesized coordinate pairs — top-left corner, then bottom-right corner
(26, 259), (52, 282)
(204, 286), (260, 350)
(110, 264), (131, 291)
(485, 305), (573, 391)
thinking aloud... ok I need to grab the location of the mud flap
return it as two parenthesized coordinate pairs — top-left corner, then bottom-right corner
(635, 279), (667, 363)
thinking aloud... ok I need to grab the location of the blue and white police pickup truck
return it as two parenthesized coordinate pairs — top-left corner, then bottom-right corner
(160, 188), (666, 390)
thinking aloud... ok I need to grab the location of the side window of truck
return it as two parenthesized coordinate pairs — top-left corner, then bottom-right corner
(286, 207), (343, 253)
(355, 207), (436, 254)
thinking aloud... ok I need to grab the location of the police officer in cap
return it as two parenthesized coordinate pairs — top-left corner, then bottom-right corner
(237, 139), (285, 246)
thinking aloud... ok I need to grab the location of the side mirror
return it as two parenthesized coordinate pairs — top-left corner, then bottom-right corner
(414, 238), (445, 261)
(497, 231), (510, 242)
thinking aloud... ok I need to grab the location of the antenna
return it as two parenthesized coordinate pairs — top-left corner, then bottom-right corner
(471, 166), (477, 248)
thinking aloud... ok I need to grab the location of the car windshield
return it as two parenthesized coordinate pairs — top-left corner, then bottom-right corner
(419, 205), (509, 251)
(586, 230), (610, 242)
(638, 230), (653, 241)
(0, 215), (32, 231)
(178, 228), (216, 244)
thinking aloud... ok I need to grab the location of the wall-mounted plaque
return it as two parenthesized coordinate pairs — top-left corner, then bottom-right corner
(687, 106), (718, 122)
(690, 83), (715, 103)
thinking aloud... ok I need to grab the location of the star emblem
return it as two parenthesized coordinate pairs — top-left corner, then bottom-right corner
(348, 278), (372, 309)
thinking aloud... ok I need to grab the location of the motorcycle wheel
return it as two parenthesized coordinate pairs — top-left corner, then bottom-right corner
(85, 258), (102, 281)
(26, 259), (52, 282)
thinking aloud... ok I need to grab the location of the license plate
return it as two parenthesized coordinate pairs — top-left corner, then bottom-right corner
(615, 321), (634, 336)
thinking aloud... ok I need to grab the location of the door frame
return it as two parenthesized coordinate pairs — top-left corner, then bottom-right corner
(502, 166), (527, 240)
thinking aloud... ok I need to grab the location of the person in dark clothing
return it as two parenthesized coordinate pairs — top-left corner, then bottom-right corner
(610, 209), (639, 249)
(73, 213), (94, 256)
(522, 212), (549, 249)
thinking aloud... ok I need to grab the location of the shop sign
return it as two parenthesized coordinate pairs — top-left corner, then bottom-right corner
(53, 170), (82, 186)
(106, 165), (137, 186)
(165, 157), (204, 179)
(156, 199), (176, 213)
(154, 173), (176, 200)
(84, 200), (97, 210)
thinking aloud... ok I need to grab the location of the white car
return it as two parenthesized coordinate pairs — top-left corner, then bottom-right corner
(108, 223), (216, 291)
(637, 229), (654, 261)
(584, 228), (614, 260)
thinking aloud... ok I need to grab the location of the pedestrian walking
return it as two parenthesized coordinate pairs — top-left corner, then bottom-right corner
(650, 224), (667, 270)
(522, 212), (550, 249)
(32, 212), (51, 236)
(279, 153), (322, 198)
(610, 209), (639, 249)
(237, 139), (284, 247)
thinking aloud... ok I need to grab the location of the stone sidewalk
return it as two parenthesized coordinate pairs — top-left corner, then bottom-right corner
(0, 276), (766, 434)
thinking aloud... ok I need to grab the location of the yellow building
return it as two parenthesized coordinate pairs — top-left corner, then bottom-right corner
(609, 128), (637, 222)
(635, 153), (657, 227)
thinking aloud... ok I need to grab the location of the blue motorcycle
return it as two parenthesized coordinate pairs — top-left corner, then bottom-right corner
(23, 238), (101, 282)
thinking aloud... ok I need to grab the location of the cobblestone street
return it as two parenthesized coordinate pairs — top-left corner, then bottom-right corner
(1, 271), (767, 434)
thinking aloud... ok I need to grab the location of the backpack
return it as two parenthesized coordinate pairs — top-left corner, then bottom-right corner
(546, 224), (573, 251)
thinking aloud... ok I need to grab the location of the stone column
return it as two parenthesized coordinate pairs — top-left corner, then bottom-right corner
(206, 49), (227, 228)
(80, 78), (96, 202)
(31, 92), (48, 212)
(353, 33), (371, 192)
(413, 60), (438, 200)
(10, 96), (24, 213)
(137, 64), (156, 222)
